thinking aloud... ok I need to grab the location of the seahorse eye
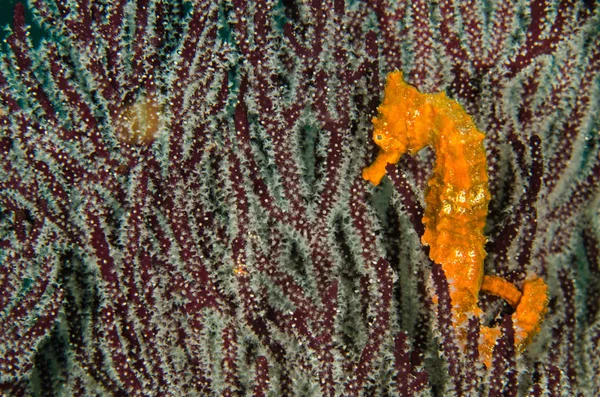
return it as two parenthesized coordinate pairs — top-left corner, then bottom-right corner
(376, 134), (382, 141)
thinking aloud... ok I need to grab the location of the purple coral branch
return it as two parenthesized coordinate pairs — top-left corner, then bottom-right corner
(0, 0), (598, 395)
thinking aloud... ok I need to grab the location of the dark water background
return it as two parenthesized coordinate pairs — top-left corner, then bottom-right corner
(1, 1), (42, 46)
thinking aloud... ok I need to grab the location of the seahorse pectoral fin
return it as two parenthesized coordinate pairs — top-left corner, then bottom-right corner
(362, 149), (402, 185)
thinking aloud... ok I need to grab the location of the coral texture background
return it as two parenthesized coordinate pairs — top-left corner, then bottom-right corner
(1, 0), (599, 395)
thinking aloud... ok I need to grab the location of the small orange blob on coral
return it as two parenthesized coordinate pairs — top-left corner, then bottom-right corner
(116, 93), (161, 145)
(363, 71), (549, 367)
(233, 263), (248, 276)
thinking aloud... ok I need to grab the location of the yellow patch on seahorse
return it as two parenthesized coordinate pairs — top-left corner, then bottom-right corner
(363, 71), (548, 367)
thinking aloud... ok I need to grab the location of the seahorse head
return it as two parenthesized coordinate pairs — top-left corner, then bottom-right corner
(363, 71), (432, 185)
(371, 112), (408, 155)
(371, 71), (431, 156)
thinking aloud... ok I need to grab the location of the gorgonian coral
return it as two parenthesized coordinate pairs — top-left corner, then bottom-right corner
(0, 0), (599, 395)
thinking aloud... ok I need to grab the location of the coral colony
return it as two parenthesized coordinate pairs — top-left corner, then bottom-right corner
(0, 0), (599, 396)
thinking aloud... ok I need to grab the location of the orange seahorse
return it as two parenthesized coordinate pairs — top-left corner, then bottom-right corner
(363, 71), (548, 367)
